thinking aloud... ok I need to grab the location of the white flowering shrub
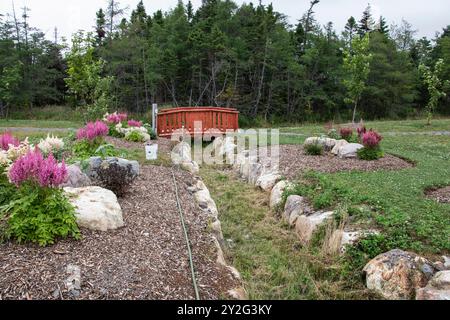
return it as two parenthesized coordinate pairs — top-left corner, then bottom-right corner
(37, 134), (65, 156)
(116, 124), (151, 142)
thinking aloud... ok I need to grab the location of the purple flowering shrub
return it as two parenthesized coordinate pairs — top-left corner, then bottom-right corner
(358, 130), (384, 160)
(76, 121), (109, 141)
(362, 130), (383, 148)
(0, 132), (20, 151)
(8, 149), (68, 188)
(127, 120), (143, 127)
(1, 147), (79, 246)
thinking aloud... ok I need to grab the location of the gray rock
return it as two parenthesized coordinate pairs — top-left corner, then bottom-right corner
(270, 180), (292, 210)
(331, 140), (349, 155)
(363, 249), (437, 300)
(295, 211), (334, 245)
(416, 271), (450, 300)
(338, 143), (364, 158)
(65, 264), (81, 297)
(61, 165), (91, 188)
(181, 160), (200, 174)
(84, 157), (139, 194)
(283, 195), (307, 226)
(171, 142), (192, 165)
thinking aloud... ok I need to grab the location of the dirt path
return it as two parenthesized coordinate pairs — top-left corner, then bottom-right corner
(0, 165), (239, 300)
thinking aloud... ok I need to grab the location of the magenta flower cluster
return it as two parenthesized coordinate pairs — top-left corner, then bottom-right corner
(0, 132), (20, 151)
(76, 121), (109, 141)
(127, 120), (142, 127)
(362, 130), (383, 148)
(8, 149), (68, 188)
(106, 113), (128, 124)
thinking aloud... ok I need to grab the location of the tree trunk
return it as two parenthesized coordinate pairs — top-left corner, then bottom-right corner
(352, 99), (358, 124)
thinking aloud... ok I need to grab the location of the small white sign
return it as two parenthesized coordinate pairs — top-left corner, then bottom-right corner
(145, 144), (158, 160)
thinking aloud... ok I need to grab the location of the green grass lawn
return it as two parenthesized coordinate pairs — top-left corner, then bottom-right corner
(0, 119), (81, 129)
(277, 118), (450, 135)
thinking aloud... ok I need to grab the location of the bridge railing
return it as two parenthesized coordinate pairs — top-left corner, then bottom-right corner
(157, 107), (239, 137)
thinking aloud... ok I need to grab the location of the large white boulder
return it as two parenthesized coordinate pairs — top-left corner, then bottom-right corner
(269, 180), (292, 210)
(304, 137), (337, 151)
(363, 249), (437, 300)
(171, 142), (192, 165)
(64, 186), (124, 232)
(181, 160), (200, 174)
(256, 173), (282, 192)
(338, 143), (364, 158)
(331, 140), (349, 155)
(295, 211), (334, 245)
(416, 271), (450, 300)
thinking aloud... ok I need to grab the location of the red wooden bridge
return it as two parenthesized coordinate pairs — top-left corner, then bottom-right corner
(157, 107), (239, 137)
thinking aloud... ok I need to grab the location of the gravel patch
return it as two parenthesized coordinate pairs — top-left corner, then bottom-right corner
(426, 186), (450, 204)
(276, 145), (413, 180)
(0, 165), (238, 300)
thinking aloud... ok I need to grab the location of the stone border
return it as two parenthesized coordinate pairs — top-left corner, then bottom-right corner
(233, 149), (379, 253)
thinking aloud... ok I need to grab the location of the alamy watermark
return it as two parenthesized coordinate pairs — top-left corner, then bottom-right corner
(170, 121), (280, 169)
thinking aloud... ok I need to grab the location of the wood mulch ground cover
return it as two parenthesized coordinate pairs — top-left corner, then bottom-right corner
(275, 145), (414, 180)
(0, 165), (239, 300)
(425, 186), (450, 204)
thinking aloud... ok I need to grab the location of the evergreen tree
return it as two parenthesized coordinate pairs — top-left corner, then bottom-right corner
(358, 4), (374, 36)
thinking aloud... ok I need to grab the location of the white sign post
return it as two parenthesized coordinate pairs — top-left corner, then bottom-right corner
(152, 103), (158, 133)
(145, 143), (158, 160)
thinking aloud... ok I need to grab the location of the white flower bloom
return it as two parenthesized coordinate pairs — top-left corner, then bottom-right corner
(0, 150), (11, 167)
(38, 134), (64, 154)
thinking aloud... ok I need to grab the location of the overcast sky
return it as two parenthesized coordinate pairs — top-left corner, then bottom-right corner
(1, 0), (449, 41)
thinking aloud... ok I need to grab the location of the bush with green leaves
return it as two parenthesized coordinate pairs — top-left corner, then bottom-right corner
(124, 130), (146, 142)
(357, 146), (384, 160)
(72, 138), (103, 158)
(305, 143), (324, 156)
(0, 173), (15, 206)
(0, 184), (80, 246)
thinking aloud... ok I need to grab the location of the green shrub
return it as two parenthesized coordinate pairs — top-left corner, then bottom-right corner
(108, 124), (125, 138)
(327, 129), (340, 140)
(305, 143), (324, 156)
(125, 130), (145, 142)
(357, 146), (384, 161)
(72, 138), (103, 158)
(0, 173), (15, 206)
(0, 184), (80, 246)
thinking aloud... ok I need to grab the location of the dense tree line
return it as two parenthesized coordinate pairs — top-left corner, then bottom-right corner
(0, 0), (449, 123)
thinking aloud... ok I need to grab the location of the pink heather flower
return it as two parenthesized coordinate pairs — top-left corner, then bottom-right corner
(362, 130), (383, 148)
(118, 113), (128, 122)
(77, 121), (109, 141)
(106, 112), (128, 124)
(0, 132), (20, 151)
(340, 128), (353, 139)
(127, 120), (142, 127)
(8, 149), (68, 188)
(357, 126), (367, 138)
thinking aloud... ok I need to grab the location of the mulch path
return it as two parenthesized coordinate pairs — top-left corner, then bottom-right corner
(0, 165), (239, 300)
(426, 186), (450, 204)
(273, 145), (413, 180)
